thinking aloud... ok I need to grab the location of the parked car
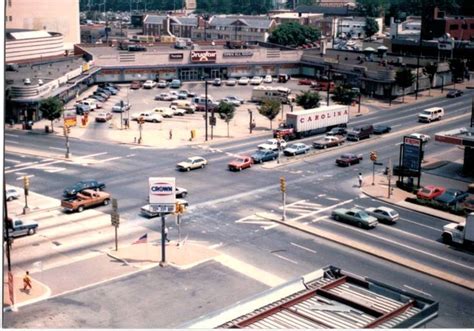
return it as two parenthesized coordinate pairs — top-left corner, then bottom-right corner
(152, 107), (174, 118)
(278, 74), (290, 83)
(462, 198), (474, 212)
(373, 125), (392, 134)
(331, 208), (378, 228)
(336, 153), (363, 166)
(103, 86), (118, 95)
(131, 111), (163, 123)
(179, 89), (196, 98)
(226, 78), (237, 86)
(95, 112), (112, 122)
(251, 149), (279, 163)
(365, 206), (399, 224)
(143, 80), (157, 89)
(155, 92), (177, 101)
(258, 138), (287, 151)
(228, 156), (252, 171)
(416, 185), (446, 200)
(298, 78), (313, 85)
(238, 77), (249, 85)
(170, 100), (196, 113)
(157, 80), (168, 88)
(326, 127), (347, 136)
(130, 80), (142, 89)
(6, 188), (20, 201)
(61, 189), (111, 213)
(177, 90), (190, 99)
(171, 107), (186, 116)
(112, 101), (131, 112)
(176, 156), (208, 171)
(283, 143), (310, 156)
(93, 91), (109, 100)
(6, 218), (38, 237)
(447, 89), (463, 98)
(223, 96), (244, 105)
(63, 180), (106, 198)
(96, 88), (112, 96)
(75, 103), (90, 115)
(346, 124), (373, 141)
(264, 75), (273, 83)
(313, 135), (345, 149)
(169, 79), (182, 88)
(89, 94), (106, 103)
(212, 78), (222, 86)
(434, 189), (469, 208)
(407, 133), (430, 143)
(250, 76), (263, 85)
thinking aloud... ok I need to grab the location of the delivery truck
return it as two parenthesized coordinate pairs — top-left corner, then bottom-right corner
(442, 212), (474, 249)
(273, 105), (349, 140)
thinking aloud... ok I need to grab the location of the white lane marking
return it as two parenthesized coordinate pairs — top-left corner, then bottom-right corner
(49, 147), (65, 151)
(235, 215), (278, 230)
(5, 133), (19, 137)
(5, 159), (21, 164)
(6, 159), (63, 174)
(43, 167), (66, 173)
(291, 199), (353, 222)
(312, 216), (329, 223)
(126, 154), (136, 157)
(5, 140), (19, 144)
(5, 167), (11, 170)
(399, 218), (441, 232)
(75, 152), (108, 159)
(403, 285), (432, 297)
(14, 161), (39, 167)
(391, 124), (402, 128)
(395, 142), (403, 146)
(318, 194), (326, 197)
(290, 242), (317, 253)
(285, 199), (307, 206)
(273, 253), (298, 264)
(208, 242), (223, 249)
(326, 197), (340, 201)
(94, 156), (123, 163)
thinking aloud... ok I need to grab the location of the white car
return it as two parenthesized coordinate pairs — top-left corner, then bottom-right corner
(226, 78), (237, 86)
(258, 139), (287, 151)
(131, 111), (163, 123)
(155, 93), (178, 101)
(176, 156), (208, 171)
(6, 188), (20, 201)
(238, 77), (249, 85)
(365, 206), (399, 224)
(171, 106), (186, 116)
(112, 101), (131, 112)
(224, 96), (244, 105)
(143, 80), (157, 89)
(264, 75), (273, 83)
(407, 133), (431, 143)
(153, 107), (174, 118)
(157, 80), (168, 88)
(250, 76), (263, 85)
(220, 98), (241, 106)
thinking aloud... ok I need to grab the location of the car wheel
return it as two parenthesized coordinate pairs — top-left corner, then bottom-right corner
(187, 167), (191, 172)
(7, 196), (13, 201)
(442, 233), (452, 244)
(334, 215), (340, 221)
(201, 164), (205, 169)
(153, 120), (158, 123)
(181, 192), (187, 198)
(27, 228), (35, 235)
(103, 199), (110, 206)
(238, 167), (242, 171)
(78, 206), (84, 213)
(357, 222), (363, 228)
(323, 145), (327, 149)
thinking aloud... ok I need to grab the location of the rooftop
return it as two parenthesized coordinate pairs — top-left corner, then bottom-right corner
(209, 15), (274, 29)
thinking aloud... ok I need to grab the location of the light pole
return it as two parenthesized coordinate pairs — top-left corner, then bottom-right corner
(248, 109), (253, 134)
(326, 68), (331, 106)
(203, 77), (209, 141)
(3, 182), (15, 308)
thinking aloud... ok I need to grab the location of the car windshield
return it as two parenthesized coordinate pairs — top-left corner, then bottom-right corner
(420, 188), (431, 194)
(357, 211), (370, 220)
(421, 111), (432, 115)
(341, 154), (351, 159)
(236, 158), (245, 163)
(388, 211), (398, 217)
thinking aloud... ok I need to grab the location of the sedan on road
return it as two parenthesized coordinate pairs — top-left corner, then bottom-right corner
(176, 156), (208, 171)
(228, 156), (252, 171)
(326, 127), (347, 136)
(251, 149), (278, 163)
(175, 187), (188, 198)
(250, 76), (263, 85)
(447, 89), (463, 98)
(157, 80), (168, 88)
(143, 80), (157, 89)
(416, 185), (446, 200)
(365, 206), (399, 224)
(332, 208), (378, 229)
(407, 133), (430, 143)
(155, 93), (177, 101)
(283, 143), (310, 156)
(264, 75), (273, 83)
(373, 125), (392, 134)
(223, 96), (244, 105)
(6, 188), (20, 201)
(258, 138), (287, 151)
(63, 180), (106, 198)
(298, 78), (313, 85)
(336, 153), (363, 166)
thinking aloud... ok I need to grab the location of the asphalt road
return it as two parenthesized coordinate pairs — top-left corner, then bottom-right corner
(4, 91), (474, 328)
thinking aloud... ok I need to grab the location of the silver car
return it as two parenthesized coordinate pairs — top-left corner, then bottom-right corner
(6, 188), (20, 201)
(365, 206), (399, 224)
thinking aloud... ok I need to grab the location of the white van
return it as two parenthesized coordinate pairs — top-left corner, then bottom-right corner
(418, 107), (444, 123)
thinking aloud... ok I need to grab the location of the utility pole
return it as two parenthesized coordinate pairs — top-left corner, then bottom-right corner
(370, 151), (377, 185)
(111, 198), (119, 251)
(326, 69), (331, 106)
(22, 176), (30, 214)
(204, 78), (209, 141)
(248, 109), (253, 134)
(160, 214), (166, 266)
(138, 116), (144, 144)
(4, 183), (15, 308)
(64, 125), (71, 159)
(280, 177), (286, 221)
(387, 158), (393, 198)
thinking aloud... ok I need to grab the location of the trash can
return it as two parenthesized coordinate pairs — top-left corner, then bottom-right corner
(45, 125), (49, 133)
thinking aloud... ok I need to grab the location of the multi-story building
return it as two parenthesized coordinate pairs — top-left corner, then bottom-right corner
(143, 15), (198, 39)
(5, 0), (80, 50)
(185, 0), (197, 10)
(337, 16), (384, 38)
(389, 16), (421, 40)
(271, 12), (324, 26)
(422, 7), (474, 41)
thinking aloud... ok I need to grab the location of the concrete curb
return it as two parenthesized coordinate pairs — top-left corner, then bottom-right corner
(256, 212), (474, 290)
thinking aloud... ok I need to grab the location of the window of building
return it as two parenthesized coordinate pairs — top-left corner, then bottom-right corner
(8, 0), (11, 6)
(9, 15), (12, 21)
(450, 24), (459, 30)
(461, 23), (468, 29)
(470, 23), (474, 29)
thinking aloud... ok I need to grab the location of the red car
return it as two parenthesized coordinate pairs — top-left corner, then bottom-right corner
(130, 81), (142, 90)
(416, 185), (446, 200)
(228, 156), (252, 171)
(336, 153), (363, 167)
(298, 79), (313, 85)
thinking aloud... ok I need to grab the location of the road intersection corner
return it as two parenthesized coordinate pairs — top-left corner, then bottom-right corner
(3, 273), (51, 311)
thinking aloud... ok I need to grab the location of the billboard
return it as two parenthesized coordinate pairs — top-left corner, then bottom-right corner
(402, 136), (422, 174)
(191, 50), (217, 63)
(148, 177), (176, 213)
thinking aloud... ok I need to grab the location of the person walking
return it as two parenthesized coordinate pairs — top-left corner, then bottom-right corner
(164, 226), (170, 243)
(358, 173), (363, 188)
(22, 271), (32, 291)
(169, 129), (173, 140)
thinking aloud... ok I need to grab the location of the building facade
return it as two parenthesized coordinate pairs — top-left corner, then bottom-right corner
(423, 7), (474, 41)
(143, 15), (198, 39)
(5, 0), (80, 50)
(6, 30), (66, 63)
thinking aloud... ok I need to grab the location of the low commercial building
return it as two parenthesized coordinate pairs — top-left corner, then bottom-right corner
(435, 127), (474, 176)
(271, 12), (324, 26)
(184, 265), (438, 328)
(337, 16), (384, 39)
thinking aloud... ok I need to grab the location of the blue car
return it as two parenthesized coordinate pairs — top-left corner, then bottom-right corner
(283, 143), (310, 156)
(251, 149), (278, 163)
(434, 189), (469, 208)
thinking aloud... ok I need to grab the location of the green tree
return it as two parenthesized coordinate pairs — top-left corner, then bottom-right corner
(449, 58), (465, 84)
(424, 62), (438, 87)
(39, 97), (64, 133)
(217, 101), (236, 137)
(258, 99), (281, 130)
(395, 68), (415, 102)
(356, 0), (387, 17)
(268, 22), (320, 47)
(331, 85), (358, 105)
(364, 17), (379, 38)
(296, 91), (321, 109)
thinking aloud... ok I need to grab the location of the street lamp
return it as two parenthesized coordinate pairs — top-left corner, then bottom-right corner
(248, 109), (253, 134)
(202, 76), (209, 141)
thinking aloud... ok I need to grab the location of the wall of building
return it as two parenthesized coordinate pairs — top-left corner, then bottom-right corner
(6, 34), (65, 62)
(5, 0), (80, 49)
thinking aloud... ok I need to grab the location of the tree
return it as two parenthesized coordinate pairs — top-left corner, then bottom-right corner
(331, 85), (358, 105)
(424, 62), (438, 88)
(296, 91), (321, 109)
(39, 97), (64, 132)
(217, 101), (236, 137)
(356, 0), (387, 17)
(364, 17), (379, 38)
(268, 22), (320, 47)
(258, 99), (281, 130)
(395, 67), (415, 102)
(449, 58), (465, 84)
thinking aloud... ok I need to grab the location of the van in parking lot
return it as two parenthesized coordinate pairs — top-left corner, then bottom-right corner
(170, 79), (182, 88)
(170, 100), (196, 112)
(418, 107), (444, 123)
(347, 124), (373, 141)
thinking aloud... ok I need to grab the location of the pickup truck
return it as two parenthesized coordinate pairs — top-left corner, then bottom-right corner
(61, 189), (111, 212)
(6, 218), (39, 237)
(313, 135), (345, 149)
(331, 208), (378, 229)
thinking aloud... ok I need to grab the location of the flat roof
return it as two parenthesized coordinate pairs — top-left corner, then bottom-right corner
(435, 127), (474, 147)
(184, 266), (438, 329)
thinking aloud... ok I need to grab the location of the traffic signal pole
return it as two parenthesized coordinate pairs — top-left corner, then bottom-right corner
(280, 177), (286, 221)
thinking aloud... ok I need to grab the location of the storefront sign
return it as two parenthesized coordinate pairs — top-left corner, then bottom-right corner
(223, 51), (253, 58)
(169, 53), (184, 60)
(191, 50), (216, 63)
(402, 136), (422, 174)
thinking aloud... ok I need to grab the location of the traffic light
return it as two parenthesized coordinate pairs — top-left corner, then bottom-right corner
(280, 176), (286, 193)
(66, 125), (71, 134)
(138, 117), (145, 125)
(23, 176), (30, 189)
(175, 202), (186, 214)
(370, 151), (377, 162)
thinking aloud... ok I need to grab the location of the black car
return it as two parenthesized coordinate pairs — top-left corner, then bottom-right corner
(373, 125), (391, 134)
(251, 149), (279, 163)
(326, 127), (347, 136)
(89, 94), (106, 103)
(63, 180), (106, 198)
(93, 91), (109, 100)
(96, 88), (112, 97)
(446, 89), (463, 98)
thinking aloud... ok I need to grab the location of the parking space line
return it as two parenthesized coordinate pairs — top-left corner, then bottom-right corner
(273, 253), (298, 264)
(290, 242), (317, 253)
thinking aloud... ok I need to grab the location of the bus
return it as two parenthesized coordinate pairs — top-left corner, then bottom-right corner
(250, 86), (294, 103)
